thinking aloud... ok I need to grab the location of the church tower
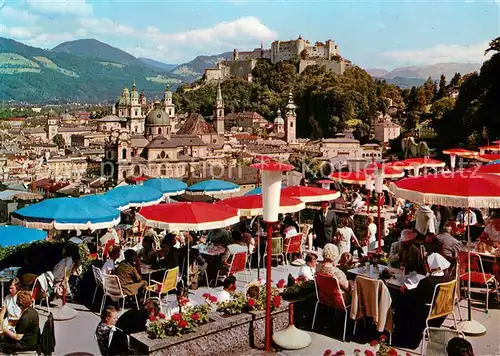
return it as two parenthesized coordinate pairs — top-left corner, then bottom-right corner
(285, 91), (297, 143)
(46, 110), (58, 141)
(214, 81), (225, 135)
(274, 109), (285, 135)
(164, 85), (175, 118)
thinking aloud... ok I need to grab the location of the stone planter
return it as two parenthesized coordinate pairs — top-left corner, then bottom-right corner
(130, 303), (289, 355)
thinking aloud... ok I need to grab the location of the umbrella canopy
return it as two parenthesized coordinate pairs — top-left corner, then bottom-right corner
(186, 179), (240, 195)
(244, 186), (284, 196)
(104, 185), (164, 210)
(281, 186), (340, 203)
(136, 202), (240, 231)
(463, 164), (500, 175)
(402, 158), (446, 168)
(362, 164), (405, 179)
(0, 225), (47, 247)
(476, 154), (500, 163)
(478, 145), (500, 152)
(384, 161), (414, 170)
(442, 148), (479, 157)
(143, 178), (187, 197)
(329, 171), (369, 185)
(389, 173), (500, 208)
(12, 197), (121, 230)
(217, 194), (305, 216)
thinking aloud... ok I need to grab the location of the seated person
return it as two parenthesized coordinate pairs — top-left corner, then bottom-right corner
(102, 246), (122, 275)
(395, 253), (453, 349)
(207, 227), (232, 247)
(114, 249), (147, 297)
(95, 306), (118, 356)
(137, 235), (158, 267)
(446, 337), (474, 356)
(157, 234), (179, 271)
(178, 233), (207, 285)
(239, 221), (256, 253)
(389, 229), (416, 268)
(456, 208), (478, 227)
(217, 275), (237, 303)
(298, 253), (317, 281)
(479, 211), (500, 243)
(0, 278), (22, 330)
(282, 214), (299, 237)
(407, 234), (427, 275)
(108, 299), (160, 355)
(222, 230), (248, 263)
(316, 244), (350, 301)
(0, 291), (39, 354)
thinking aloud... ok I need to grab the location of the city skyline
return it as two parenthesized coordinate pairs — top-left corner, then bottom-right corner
(0, 0), (498, 69)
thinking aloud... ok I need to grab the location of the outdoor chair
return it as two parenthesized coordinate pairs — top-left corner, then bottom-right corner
(458, 251), (499, 313)
(312, 273), (351, 341)
(420, 279), (459, 356)
(180, 258), (209, 288)
(216, 251), (248, 285)
(100, 274), (139, 313)
(262, 236), (285, 269)
(145, 267), (179, 314)
(423, 327), (465, 356)
(91, 265), (104, 304)
(283, 233), (303, 265)
(31, 273), (52, 314)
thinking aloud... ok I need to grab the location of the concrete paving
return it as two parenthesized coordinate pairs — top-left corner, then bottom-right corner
(36, 263), (500, 356)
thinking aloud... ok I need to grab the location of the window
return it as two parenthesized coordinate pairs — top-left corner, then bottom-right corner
(122, 171), (127, 179)
(122, 148), (127, 160)
(149, 128), (152, 135)
(161, 164), (167, 176)
(290, 122), (293, 128)
(135, 127), (138, 133)
(134, 165), (140, 176)
(102, 125), (107, 131)
(160, 151), (166, 159)
(135, 110), (138, 116)
(158, 128), (162, 135)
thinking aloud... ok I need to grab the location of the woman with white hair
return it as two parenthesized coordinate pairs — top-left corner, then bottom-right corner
(394, 252), (453, 348)
(316, 243), (351, 301)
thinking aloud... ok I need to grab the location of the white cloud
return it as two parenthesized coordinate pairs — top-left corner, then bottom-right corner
(0, 6), (39, 22)
(0, 25), (39, 39)
(77, 17), (135, 35)
(25, 0), (92, 16)
(24, 31), (77, 47)
(380, 42), (492, 65)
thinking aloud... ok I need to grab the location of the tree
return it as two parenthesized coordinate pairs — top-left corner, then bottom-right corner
(53, 134), (66, 149)
(430, 97), (455, 120)
(423, 77), (436, 103)
(437, 74), (447, 99)
(449, 72), (462, 88)
(485, 36), (500, 54)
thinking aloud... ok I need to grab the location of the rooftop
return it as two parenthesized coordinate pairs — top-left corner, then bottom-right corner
(177, 113), (217, 135)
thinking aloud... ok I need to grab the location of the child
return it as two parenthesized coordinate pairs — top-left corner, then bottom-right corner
(95, 306), (118, 356)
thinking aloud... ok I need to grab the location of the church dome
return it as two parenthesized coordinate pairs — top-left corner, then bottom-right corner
(274, 109), (284, 125)
(146, 108), (170, 127)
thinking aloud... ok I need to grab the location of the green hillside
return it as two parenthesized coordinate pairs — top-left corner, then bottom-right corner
(0, 37), (181, 103)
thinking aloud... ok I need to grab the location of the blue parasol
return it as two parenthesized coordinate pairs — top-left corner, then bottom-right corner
(104, 185), (164, 210)
(244, 186), (284, 196)
(486, 160), (500, 165)
(186, 179), (239, 195)
(11, 197), (120, 230)
(143, 178), (187, 197)
(0, 225), (47, 247)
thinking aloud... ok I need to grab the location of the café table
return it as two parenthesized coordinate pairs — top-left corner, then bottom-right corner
(140, 265), (164, 283)
(192, 244), (225, 256)
(347, 265), (409, 289)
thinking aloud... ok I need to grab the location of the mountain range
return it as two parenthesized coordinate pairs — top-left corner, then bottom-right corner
(0, 36), (484, 103)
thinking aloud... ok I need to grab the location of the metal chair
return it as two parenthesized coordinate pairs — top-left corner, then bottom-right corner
(145, 267), (179, 314)
(101, 274), (139, 313)
(217, 251), (248, 285)
(312, 273), (351, 341)
(423, 327), (465, 356)
(262, 236), (285, 269)
(30, 273), (51, 314)
(91, 265), (104, 304)
(283, 233), (303, 264)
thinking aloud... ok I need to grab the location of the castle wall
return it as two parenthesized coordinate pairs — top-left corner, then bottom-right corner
(227, 59), (257, 79)
(298, 59), (345, 75)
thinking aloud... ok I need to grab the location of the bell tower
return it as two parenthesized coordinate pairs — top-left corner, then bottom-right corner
(285, 91), (297, 143)
(214, 81), (225, 135)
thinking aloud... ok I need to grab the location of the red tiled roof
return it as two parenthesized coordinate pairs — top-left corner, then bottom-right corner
(31, 179), (70, 192)
(176, 113), (216, 135)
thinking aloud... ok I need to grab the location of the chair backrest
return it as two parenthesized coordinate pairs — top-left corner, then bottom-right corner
(425, 327), (465, 356)
(353, 275), (381, 312)
(103, 239), (116, 260)
(92, 265), (103, 287)
(458, 251), (486, 282)
(31, 273), (49, 300)
(160, 267), (179, 294)
(315, 273), (347, 310)
(427, 280), (457, 321)
(102, 273), (125, 300)
(284, 234), (303, 254)
(229, 252), (247, 274)
(267, 237), (283, 255)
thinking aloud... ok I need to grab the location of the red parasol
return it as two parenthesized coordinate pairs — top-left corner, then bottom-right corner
(463, 164), (500, 175)
(281, 185), (340, 203)
(329, 171), (369, 185)
(476, 153), (500, 163)
(362, 163), (406, 179)
(442, 148), (479, 157)
(402, 158), (446, 168)
(384, 161), (413, 170)
(217, 194), (305, 216)
(136, 202), (240, 231)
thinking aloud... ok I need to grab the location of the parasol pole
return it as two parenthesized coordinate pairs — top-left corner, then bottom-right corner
(458, 205), (486, 335)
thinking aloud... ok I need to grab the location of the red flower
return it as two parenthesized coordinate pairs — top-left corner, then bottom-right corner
(247, 298), (256, 307)
(209, 295), (218, 303)
(323, 350), (332, 356)
(158, 313), (166, 319)
(380, 335), (387, 342)
(369, 340), (379, 347)
(171, 313), (182, 321)
(191, 313), (200, 321)
(388, 349), (398, 356)
(273, 295), (281, 308)
(276, 279), (286, 288)
(149, 315), (157, 322)
(202, 293), (211, 299)
(354, 349), (361, 354)
(364, 351), (374, 356)
(334, 351), (346, 356)
(178, 297), (189, 306)
(178, 320), (188, 328)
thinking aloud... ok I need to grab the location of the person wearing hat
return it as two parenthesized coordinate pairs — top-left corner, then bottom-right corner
(394, 253), (453, 348)
(389, 229), (416, 268)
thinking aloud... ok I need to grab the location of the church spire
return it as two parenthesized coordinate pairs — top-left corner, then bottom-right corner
(216, 80), (223, 102)
(214, 80), (224, 135)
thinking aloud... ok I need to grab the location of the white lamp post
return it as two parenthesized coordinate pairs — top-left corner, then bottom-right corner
(365, 175), (373, 213)
(374, 168), (385, 251)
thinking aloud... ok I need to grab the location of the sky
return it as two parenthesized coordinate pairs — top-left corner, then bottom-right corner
(0, 0), (499, 69)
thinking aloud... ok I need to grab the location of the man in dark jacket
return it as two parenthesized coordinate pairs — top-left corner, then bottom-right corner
(313, 201), (337, 249)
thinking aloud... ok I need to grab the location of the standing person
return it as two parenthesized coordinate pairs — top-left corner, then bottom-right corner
(95, 306), (119, 356)
(336, 217), (360, 255)
(313, 201), (337, 250)
(0, 291), (39, 354)
(456, 208), (477, 227)
(114, 249), (147, 297)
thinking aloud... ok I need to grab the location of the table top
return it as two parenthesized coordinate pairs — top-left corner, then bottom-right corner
(192, 244), (225, 256)
(140, 266), (163, 275)
(348, 265), (407, 288)
(459, 244), (498, 259)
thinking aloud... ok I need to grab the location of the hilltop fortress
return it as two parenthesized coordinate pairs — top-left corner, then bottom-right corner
(204, 36), (351, 82)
